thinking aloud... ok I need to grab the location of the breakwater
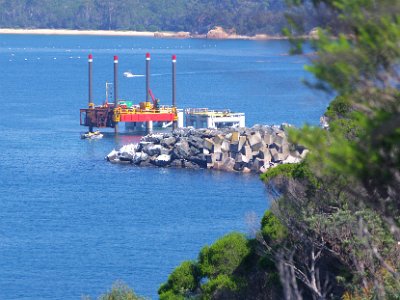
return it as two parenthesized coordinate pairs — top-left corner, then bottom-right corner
(106, 125), (307, 173)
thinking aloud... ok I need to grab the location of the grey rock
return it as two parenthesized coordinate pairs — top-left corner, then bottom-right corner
(203, 138), (214, 151)
(106, 149), (118, 162)
(189, 154), (207, 168)
(151, 154), (171, 167)
(160, 146), (172, 155)
(118, 152), (133, 162)
(143, 144), (162, 156)
(132, 152), (149, 165)
(188, 136), (203, 149)
(162, 136), (176, 147)
(172, 139), (190, 159)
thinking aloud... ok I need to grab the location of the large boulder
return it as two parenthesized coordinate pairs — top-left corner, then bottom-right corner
(161, 136), (176, 148)
(151, 154), (171, 167)
(207, 26), (229, 39)
(189, 154), (207, 168)
(132, 152), (149, 165)
(188, 136), (204, 149)
(143, 144), (162, 157)
(172, 139), (191, 159)
(106, 149), (118, 162)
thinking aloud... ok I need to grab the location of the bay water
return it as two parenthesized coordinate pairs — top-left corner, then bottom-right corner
(0, 35), (329, 299)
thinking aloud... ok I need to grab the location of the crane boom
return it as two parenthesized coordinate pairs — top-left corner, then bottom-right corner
(148, 89), (156, 105)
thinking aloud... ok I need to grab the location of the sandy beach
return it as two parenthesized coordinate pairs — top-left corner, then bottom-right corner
(0, 28), (287, 40)
(0, 28), (156, 37)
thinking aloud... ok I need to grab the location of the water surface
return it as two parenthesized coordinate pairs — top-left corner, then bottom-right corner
(0, 35), (328, 299)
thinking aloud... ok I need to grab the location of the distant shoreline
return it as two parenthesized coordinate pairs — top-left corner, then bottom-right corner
(0, 28), (288, 40)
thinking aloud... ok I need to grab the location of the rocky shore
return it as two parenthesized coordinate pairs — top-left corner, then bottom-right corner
(106, 125), (307, 174)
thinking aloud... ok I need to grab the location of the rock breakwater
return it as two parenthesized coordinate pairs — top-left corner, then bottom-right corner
(106, 125), (307, 173)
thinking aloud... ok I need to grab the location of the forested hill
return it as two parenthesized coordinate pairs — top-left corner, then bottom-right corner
(0, 0), (293, 35)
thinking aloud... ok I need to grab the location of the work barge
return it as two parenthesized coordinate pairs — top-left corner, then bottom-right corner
(80, 53), (245, 133)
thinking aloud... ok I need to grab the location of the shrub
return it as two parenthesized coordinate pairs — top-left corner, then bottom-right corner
(198, 233), (250, 278)
(158, 260), (200, 299)
(261, 211), (288, 244)
(98, 281), (144, 300)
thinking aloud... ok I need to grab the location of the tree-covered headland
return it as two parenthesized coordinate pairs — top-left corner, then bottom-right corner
(156, 0), (400, 299)
(0, 0), (319, 36)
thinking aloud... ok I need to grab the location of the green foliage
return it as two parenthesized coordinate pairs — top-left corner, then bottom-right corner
(0, 0), (292, 35)
(98, 281), (144, 300)
(325, 95), (352, 120)
(158, 232), (282, 299)
(198, 233), (250, 278)
(201, 274), (241, 298)
(265, 0), (400, 298)
(261, 160), (321, 196)
(261, 211), (288, 244)
(158, 261), (200, 299)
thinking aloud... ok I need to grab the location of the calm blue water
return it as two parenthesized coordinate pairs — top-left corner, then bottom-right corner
(0, 35), (329, 299)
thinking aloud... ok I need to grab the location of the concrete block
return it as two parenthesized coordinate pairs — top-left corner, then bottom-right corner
(203, 138), (214, 151)
(300, 149), (309, 159)
(272, 133), (284, 145)
(251, 157), (264, 172)
(238, 136), (247, 152)
(242, 145), (252, 158)
(212, 143), (221, 153)
(221, 140), (230, 152)
(283, 155), (301, 164)
(213, 135), (224, 145)
(248, 132), (262, 147)
(270, 148), (280, 162)
(230, 142), (239, 153)
(221, 152), (229, 161)
(235, 153), (250, 163)
(260, 164), (270, 173)
(250, 141), (264, 152)
(280, 140), (289, 151)
(231, 131), (240, 142)
(242, 167), (251, 173)
(269, 142), (281, 152)
(234, 162), (244, 171)
(214, 152), (223, 161)
(213, 161), (223, 170)
(222, 157), (236, 171)
(258, 149), (272, 162)
(278, 152), (289, 161)
(206, 153), (221, 165)
(263, 133), (272, 145)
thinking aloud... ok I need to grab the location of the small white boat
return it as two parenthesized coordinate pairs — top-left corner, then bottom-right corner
(123, 71), (135, 78)
(81, 131), (103, 140)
